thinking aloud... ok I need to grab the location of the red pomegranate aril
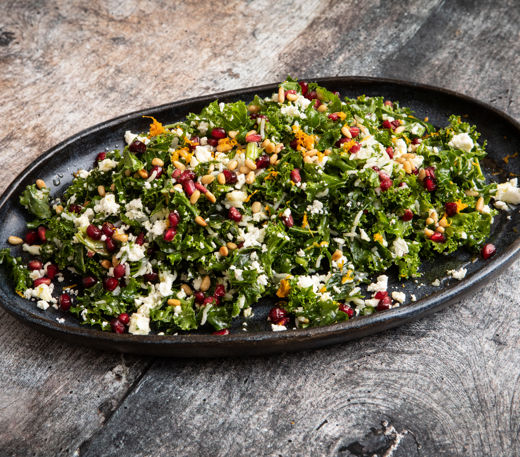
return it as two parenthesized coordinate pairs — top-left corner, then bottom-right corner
(305, 90), (317, 100)
(135, 232), (145, 246)
(207, 138), (218, 147)
(96, 152), (106, 162)
(445, 202), (458, 217)
(350, 127), (360, 138)
(178, 170), (196, 183)
(203, 296), (217, 306)
(424, 176), (437, 192)
(328, 113), (339, 121)
(102, 222), (115, 237)
(290, 168), (302, 183)
(382, 120), (393, 130)
(195, 182), (208, 194)
(59, 293), (72, 311)
(168, 211), (180, 228)
(256, 155), (270, 169)
(290, 139), (299, 149)
(335, 137), (350, 147)
(25, 230), (38, 244)
(86, 224), (102, 240)
(171, 169), (182, 179)
(339, 303), (354, 317)
(129, 140), (146, 154)
(210, 127), (226, 139)
(213, 329), (230, 335)
(377, 295), (392, 310)
(33, 277), (51, 287)
(298, 81), (308, 95)
(481, 243), (496, 260)
(222, 169), (237, 184)
(118, 313), (130, 325)
(282, 214), (294, 228)
(349, 143), (361, 154)
(144, 272), (158, 283)
(313, 99), (321, 109)
(269, 306), (288, 325)
(391, 120), (401, 129)
(245, 133), (262, 143)
(113, 263), (126, 279)
(214, 284), (226, 298)
(163, 227), (176, 242)
(384, 100), (393, 107)
(110, 318), (125, 334)
(424, 166), (436, 179)
(401, 209), (414, 221)
(189, 136), (200, 149)
(69, 204), (82, 214)
(385, 147), (394, 159)
(28, 259), (43, 271)
(105, 238), (116, 252)
(104, 277), (119, 291)
(151, 166), (163, 178)
(46, 264), (59, 280)
(86, 251), (95, 258)
(194, 291), (205, 304)
(183, 180), (196, 196)
(285, 89), (297, 97)
(82, 276), (97, 288)
(412, 138), (422, 145)
(37, 226), (47, 242)
(430, 232), (445, 243)
(228, 207), (242, 222)
(374, 291), (388, 300)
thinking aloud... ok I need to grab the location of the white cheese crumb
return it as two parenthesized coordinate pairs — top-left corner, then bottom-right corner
(448, 132), (474, 152)
(447, 267), (467, 280)
(391, 291), (406, 304)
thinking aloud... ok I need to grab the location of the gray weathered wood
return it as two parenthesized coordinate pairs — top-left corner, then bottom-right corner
(1, 0), (519, 455)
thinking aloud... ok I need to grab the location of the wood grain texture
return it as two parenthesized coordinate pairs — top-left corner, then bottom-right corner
(1, 0), (519, 456)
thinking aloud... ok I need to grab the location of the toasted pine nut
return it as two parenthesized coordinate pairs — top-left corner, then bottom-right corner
(152, 158), (164, 167)
(418, 168), (426, 180)
(124, 169), (131, 177)
(395, 157), (406, 164)
(138, 169), (148, 179)
(190, 189), (201, 204)
(269, 154), (278, 165)
(331, 250), (342, 261)
(424, 228), (434, 237)
(264, 142), (275, 154)
(246, 171), (255, 185)
(201, 174), (215, 185)
(303, 156), (313, 164)
(278, 86), (285, 103)
(465, 189), (479, 197)
(97, 185), (106, 197)
(217, 143), (232, 153)
(36, 179), (46, 189)
(173, 160), (186, 171)
(286, 92), (298, 102)
(431, 211), (438, 223)
(227, 160), (238, 171)
(306, 149), (318, 157)
(181, 284), (193, 296)
(245, 159), (257, 170)
(426, 217), (434, 225)
(219, 246), (229, 257)
(248, 104), (260, 113)
(168, 298), (181, 307)
(195, 216), (207, 227)
(112, 255), (120, 267)
(275, 143), (284, 153)
(113, 232), (129, 243)
(476, 196), (484, 212)
(174, 183), (183, 192)
(217, 173), (226, 185)
(239, 165), (249, 174)
(403, 161), (412, 174)
(205, 191), (216, 203)
(341, 126), (352, 138)
(228, 130), (238, 139)
(324, 149), (332, 156)
(8, 236), (23, 245)
(317, 104), (328, 113)
(100, 259), (111, 269)
(55, 205), (64, 214)
(251, 201), (262, 213)
(227, 242), (237, 250)
(246, 130), (257, 137)
(200, 275), (211, 292)
(395, 126), (406, 134)
(402, 153), (416, 159)
(436, 226), (445, 233)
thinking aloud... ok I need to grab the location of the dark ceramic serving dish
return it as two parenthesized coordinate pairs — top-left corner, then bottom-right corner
(1, 77), (519, 357)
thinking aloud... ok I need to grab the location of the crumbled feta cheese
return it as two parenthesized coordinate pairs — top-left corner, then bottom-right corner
(118, 242), (146, 262)
(94, 193), (120, 216)
(495, 179), (520, 204)
(194, 145), (213, 163)
(125, 130), (138, 145)
(37, 300), (50, 310)
(391, 238), (409, 258)
(447, 267), (467, 280)
(129, 313), (150, 335)
(271, 323), (287, 332)
(431, 279), (441, 287)
(367, 275), (388, 293)
(391, 291), (406, 303)
(307, 200), (324, 215)
(448, 133), (474, 152)
(23, 244), (41, 255)
(225, 191), (248, 208)
(98, 159), (118, 171)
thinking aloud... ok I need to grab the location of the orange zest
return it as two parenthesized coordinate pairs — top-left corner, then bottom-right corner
(143, 116), (165, 137)
(276, 279), (291, 298)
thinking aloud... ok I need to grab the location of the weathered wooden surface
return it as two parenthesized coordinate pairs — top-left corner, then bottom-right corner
(1, 0), (519, 456)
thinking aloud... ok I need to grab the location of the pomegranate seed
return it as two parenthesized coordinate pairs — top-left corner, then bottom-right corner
(290, 168), (301, 183)
(424, 166), (436, 179)
(129, 140), (146, 154)
(269, 306), (288, 325)
(228, 207), (242, 222)
(350, 127), (360, 138)
(213, 329), (230, 335)
(207, 138), (218, 147)
(382, 120), (393, 130)
(105, 238), (116, 252)
(305, 90), (317, 100)
(349, 143), (361, 154)
(285, 89), (297, 97)
(46, 264), (59, 280)
(102, 222), (115, 237)
(384, 100), (393, 107)
(96, 152), (106, 162)
(113, 263), (126, 279)
(183, 180), (196, 196)
(424, 177), (437, 192)
(69, 204), (82, 214)
(481, 243), (496, 260)
(372, 166), (380, 172)
(33, 277), (51, 287)
(151, 166), (163, 178)
(380, 179), (393, 191)
(210, 127), (226, 139)
(195, 182), (208, 193)
(445, 202), (458, 217)
(86, 251), (95, 258)
(171, 169), (182, 179)
(82, 276), (97, 288)
(391, 120), (401, 129)
(37, 226), (46, 242)
(430, 232), (445, 243)
(328, 113), (339, 121)
(28, 259), (43, 271)
(168, 212), (180, 228)
(401, 209), (414, 221)
(163, 227), (176, 242)
(290, 139), (299, 149)
(313, 99), (321, 109)
(189, 136), (200, 149)
(135, 232), (145, 246)
(385, 147), (394, 159)
(110, 318), (125, 334)
(104, 277), (119, 291)
(86, 224), (102, 240)
(203, 296), (217, 306)
(144, 272), (158, 283)
(377, 295), (392, 310)
(118, 313), (130, 325)
(339, 303), (354, 317)
(178, 170), (196, 183)
(335, 137), (350, 148)
(412, 138), (422, 145)
(256, 155), (270, 169)
(194, 291), (205, 304)
(214, 284), (226, 298)
(59, 293), (72, 311)
(298, 81), (308, 95)
(222, 169), (237, 184)
(374, 291), (388, 300)
(25, 230), (38, 244)
(245, 133), (262, 143)
(282, 214), (294, 228)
